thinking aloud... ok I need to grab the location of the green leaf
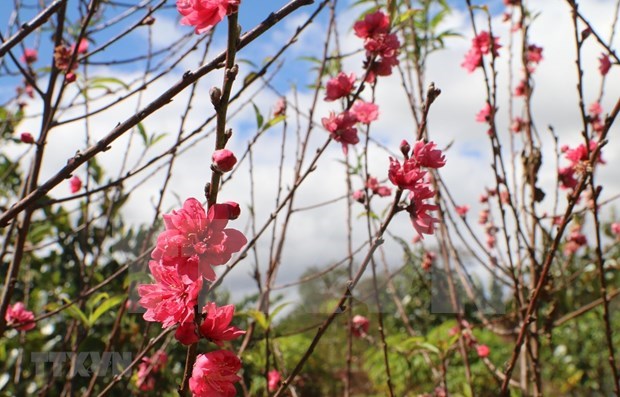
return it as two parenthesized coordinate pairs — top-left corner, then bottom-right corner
(87, 292), (110, 311)
(244, 309), (268, 330)
(262, 115), (285, 132)
(89, 76), (129, 89)
(148, 132), (168, 147)
(137, 123), (148, 146)
(88, 295), (124, 327)
(61, 297), (89, 327)
(252, 102), (264, 130)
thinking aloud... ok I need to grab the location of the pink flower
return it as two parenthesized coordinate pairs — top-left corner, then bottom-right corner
(514, 79), (527, 97)
(177, 0), (240, 34)
(71, 38), (89, 54)
(351, 100), (379, 124)
(69, 176), (82, 193)
(268, 370), (281, 392)
(54, 45), (78, 71)
(189, 350), (242, 397)
(199, 302), (246, 346)
(421, 251), (435, 271)
(366, 176), (392, 197)
(611, 222), (620, 236)
(353, 190), (366, 203)
(564, 141), (604, 166)
(152, 198), (247, 281)
(478, 209), (489, 224)
(5, 302), (35, 331)
(461, 47), (482, 73)
(351, 315), (369, 337)
(65, 72), (77, 83)
(138, 260), (203, 328)
(455, 205), (470, 217)
(321, 111), (359, 154)
(462, 31), (501, 72)
(473, 31), (501, 56)
(175, 322), (200, 345)
(324, 72), (356, 101)
(554, 166), (571, 188)
(589, 101), (603, 116)
(20, 132), (34, 144)
(486, 233), (496, 249)
(599, 53), (611, 75)
(526, 44), (543, 65)
(476, 344), (490, 358)
(222, 201), (241, 220)
(475, 103), (492, 123)
(136, 351), (168, 391)
(365, 54), (399, 83)
(412, 141), (446, 168)
(353, 11), (390, 39)
(388, 157), (426, 191)
(407, 186), (440, 238)
(511, 117), (524, 133)
(20, 48), (38, 64)
(374, 186), (392, 197)
(273, 97), (286, 117)
(212, 149), (237, 172)
(364, 33), (400, 59)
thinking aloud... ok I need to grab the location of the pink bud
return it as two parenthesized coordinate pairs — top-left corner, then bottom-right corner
(400, 140), (411, 158)
(476, 344), (490, 358)
(351, 315), (369, 337)
(20, 48), (38, 64)
(212, 149), (237, 172)
(20, 132), (34, 144)
(66, 72), (77, 83)
(69, 176), (82, 193)
(353, 190), (366, 203)
(223, 201), (241, 220)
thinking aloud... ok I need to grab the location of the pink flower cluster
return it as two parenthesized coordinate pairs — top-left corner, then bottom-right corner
(388, 140), (446, 238)
(5, 302), (35, 331)
(354, 11), (400, 82)
(321, 100), (379, 154)
(461, 31), (502, 73)
(137, 197), (247, 394)
(177, 0), (240, 34)
(558, 141), (605, 190)
(319, 11), (393, 154)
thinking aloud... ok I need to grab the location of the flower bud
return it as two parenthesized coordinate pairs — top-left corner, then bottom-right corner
(223, 201), (241, 219)
(400, 139), (411, 158)
(20, 132), (34, 144)
(352, 190), (366, 203)
(212, 149), (236, 172)
(66, 72), (76, 83)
